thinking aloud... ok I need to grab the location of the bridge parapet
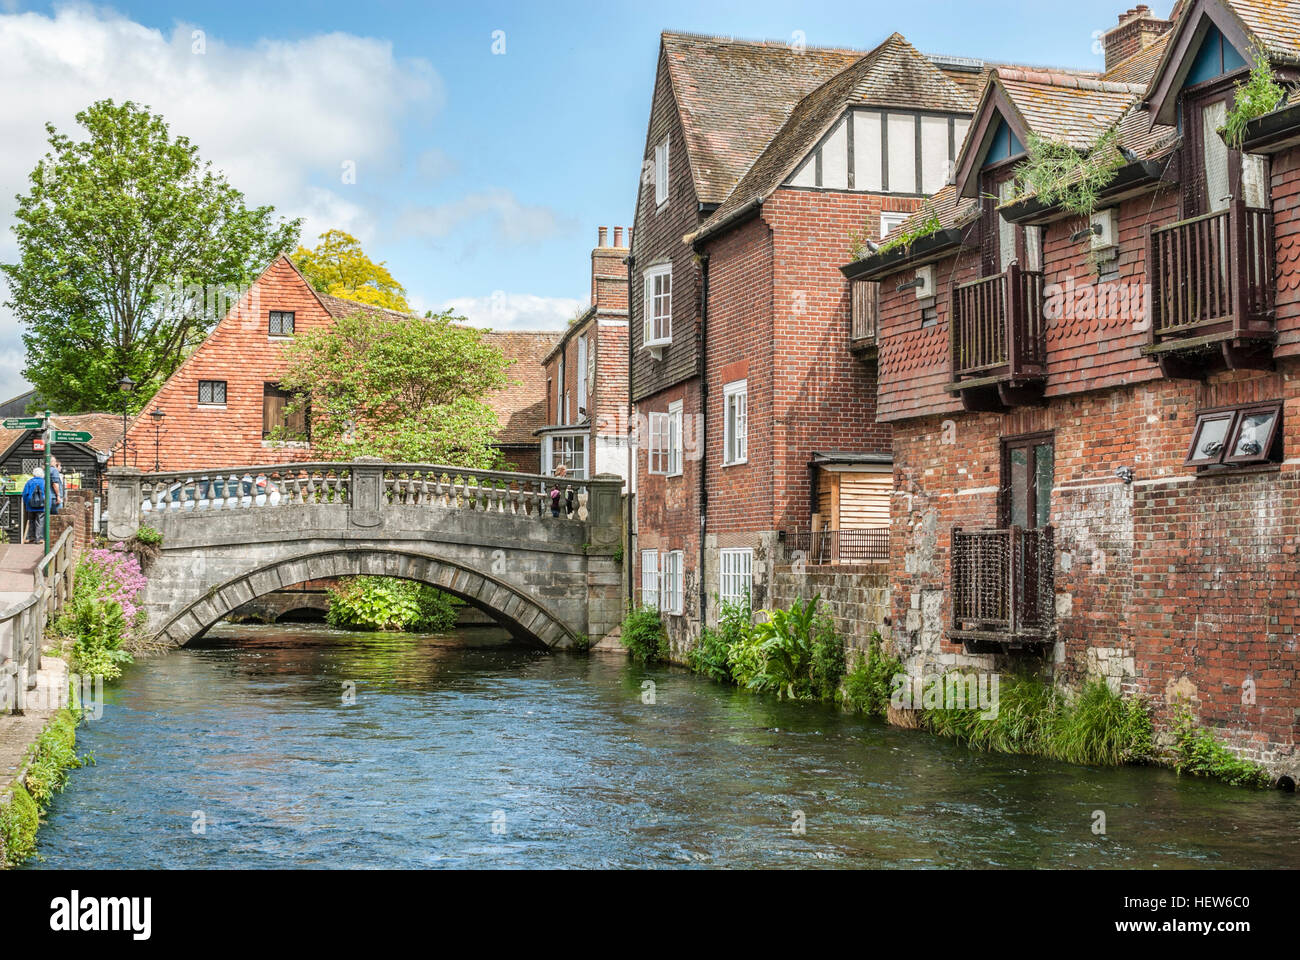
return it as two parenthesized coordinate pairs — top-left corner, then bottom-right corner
(108, 461), (608, 539)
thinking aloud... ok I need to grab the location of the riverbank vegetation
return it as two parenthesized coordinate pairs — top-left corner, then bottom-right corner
(50, 547), (148, 681)
(1171, 708), (1271, 788)
(619, 606), (670, 664)
(0, 708), (86, 868)
(325, 577), (460, 633)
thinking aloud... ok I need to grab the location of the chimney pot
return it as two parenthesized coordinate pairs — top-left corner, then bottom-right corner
(613, 226), (624, 248)
(598, 226), (608, 247)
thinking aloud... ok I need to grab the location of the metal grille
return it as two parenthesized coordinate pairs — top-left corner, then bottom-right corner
(951, 526), (1054, 638)
(785, 528), (889, 564)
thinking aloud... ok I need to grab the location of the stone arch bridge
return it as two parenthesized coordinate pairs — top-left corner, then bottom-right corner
(105, 461), (624, 649)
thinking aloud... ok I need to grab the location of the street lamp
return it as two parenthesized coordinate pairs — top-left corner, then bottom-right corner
(149, 407), (165, 471)
(118, 376), (134, 466)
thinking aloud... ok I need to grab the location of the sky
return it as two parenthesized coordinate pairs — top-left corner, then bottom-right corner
(0, 0), (1148, 402)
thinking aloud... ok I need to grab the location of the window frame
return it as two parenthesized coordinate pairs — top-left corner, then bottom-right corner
(667, 400), (683, 477)
(268, 310), (296, 337)
(1185, 402), (1282, 468)
(719, 548), (753, 608)
(654, 137), (670, 207)
(722, 380), (748, 466)
(643, 264), (672, 348)
(999, 431), (1054, 529)
(662, 550), (684, 616)
(647, 411), (670, 475)
(640, 549), (660, 611)
(546, 433), (587, 480)
(197, 379), (227, 406)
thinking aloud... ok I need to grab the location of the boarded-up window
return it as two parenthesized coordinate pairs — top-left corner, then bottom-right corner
(817, 468), (890, 529)
(263, 384), (308, 441)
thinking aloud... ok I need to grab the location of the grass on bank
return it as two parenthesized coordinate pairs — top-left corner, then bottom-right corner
(0, 708), (87, 868)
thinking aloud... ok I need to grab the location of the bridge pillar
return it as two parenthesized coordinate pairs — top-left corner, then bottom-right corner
(585, 474), (625, 642)
(106, 467), (143, 542)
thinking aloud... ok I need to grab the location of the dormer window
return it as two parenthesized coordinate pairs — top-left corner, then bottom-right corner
(643, 264), (672, 356)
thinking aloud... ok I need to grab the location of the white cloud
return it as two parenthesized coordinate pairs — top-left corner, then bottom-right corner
(415, 146), (458, 182)
(441, 291), (582, 331)
(0, 5), (441, 397)
(398, 189), (571, 246)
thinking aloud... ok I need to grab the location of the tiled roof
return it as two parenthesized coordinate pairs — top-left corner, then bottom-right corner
(660, 31), (866, 205)
(53, 413), (125, 454)
(318, 292), (557, 448)
(693, 34), (977, 242)
(1100, 31), (1171, 84)
(1224, 0), (1300, 64)
(993, 70), (1148, 151)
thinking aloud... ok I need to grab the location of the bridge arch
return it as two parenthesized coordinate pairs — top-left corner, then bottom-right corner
(155, 548), (578, 650)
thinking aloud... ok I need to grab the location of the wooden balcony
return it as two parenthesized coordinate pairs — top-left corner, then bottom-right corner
(945, 261), (1046, 411)
(950, 525), (1055, 652)
(849, 280), (878, 356)
(1144, 198), (1276, 378)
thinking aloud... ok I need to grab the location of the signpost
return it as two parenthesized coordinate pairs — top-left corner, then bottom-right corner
(53, 431), (92, 444)
(4, 414), (91, 554)
(42, 411), (52, 555)
(2, 417), (43, 431)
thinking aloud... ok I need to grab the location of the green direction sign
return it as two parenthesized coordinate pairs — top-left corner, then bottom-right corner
(53, 430), (92, 443)
(2, 417), (44, 430)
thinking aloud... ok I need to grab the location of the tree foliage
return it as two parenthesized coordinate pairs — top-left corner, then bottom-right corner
(2, 99), (300, 413)
(293, 229), (410, 311)
(275, 307), (513, 467)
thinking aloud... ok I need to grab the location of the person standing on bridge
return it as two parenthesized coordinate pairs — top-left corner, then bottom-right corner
(549, 463), (566, 517)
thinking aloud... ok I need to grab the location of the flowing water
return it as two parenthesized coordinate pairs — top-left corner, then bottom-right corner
(27, 624), (1300, 869)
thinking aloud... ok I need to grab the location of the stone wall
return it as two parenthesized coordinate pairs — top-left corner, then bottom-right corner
(768, 562), (890, 660)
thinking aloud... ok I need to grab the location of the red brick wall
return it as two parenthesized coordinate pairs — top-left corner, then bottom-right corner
(121, 257), (328, 471)
(890, 365), (1300, 771)
(876, 186), (1179, 422)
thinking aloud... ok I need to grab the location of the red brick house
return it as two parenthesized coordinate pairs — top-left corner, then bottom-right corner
(844, 0), (1300, 776)
(630, 30), (1043, 649)
(538, 226), (630, 484)
(119, 255), (557, 474)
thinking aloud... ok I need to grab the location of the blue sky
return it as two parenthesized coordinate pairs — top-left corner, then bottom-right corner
(0, 0), (1146, 399)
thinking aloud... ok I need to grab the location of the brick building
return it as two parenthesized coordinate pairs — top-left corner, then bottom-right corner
(538, 226), (630, 484)
(119, 255), (557, 474)
(844, 0), (1300, 775)
(629, 30), (1038, 650)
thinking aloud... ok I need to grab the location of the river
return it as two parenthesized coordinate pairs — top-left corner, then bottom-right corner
(26, 624), (1300, 869)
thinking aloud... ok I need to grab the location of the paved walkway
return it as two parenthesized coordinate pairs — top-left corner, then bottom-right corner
(0, 544), (42, 609)
(0, 657), (68, 790)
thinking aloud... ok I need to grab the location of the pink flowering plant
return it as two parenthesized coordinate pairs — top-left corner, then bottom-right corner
(57, 547), (148, 681)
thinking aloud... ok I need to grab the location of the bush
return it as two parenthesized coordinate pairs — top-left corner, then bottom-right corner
(1171, 709), (1271, 788)
(744, 596), (845, 701)
(689, 597), (750, 682)
(0, 783), (38, 868)
(326, 577), (460, 632)
(0, 708), (85, 867)
(843, 633), (903, 718)
(809, 609), (846, 702)
(68, 597), (132, 682)
(619, 606), (669, 664)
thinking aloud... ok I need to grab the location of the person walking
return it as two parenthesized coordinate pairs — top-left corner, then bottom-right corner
(49, 457), (65, 517)
(21, 471), (45, 544)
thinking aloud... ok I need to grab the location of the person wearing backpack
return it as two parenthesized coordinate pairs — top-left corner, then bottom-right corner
(21, 472), (45, 544)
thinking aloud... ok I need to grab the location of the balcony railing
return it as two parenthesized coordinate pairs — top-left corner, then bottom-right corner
(784, 528), (889, 565)
(950, 525), (1054, 647)
(949, 261), (1046, 391)
(1147, 199), (1275, 355)
(850, 280), (879, 349)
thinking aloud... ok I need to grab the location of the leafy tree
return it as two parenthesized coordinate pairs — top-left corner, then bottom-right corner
(294, 229), (410, 311)
(275, 307), (513, 467)
(2, 99), (300, 414)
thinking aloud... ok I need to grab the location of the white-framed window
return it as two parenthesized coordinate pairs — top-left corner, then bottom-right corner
(880, 211), (910, 237)
(719, 548), (753, 608)
(648, 412), (670, 475)
(654, 137), (670, 206)
(576, 335), (588, 418)
(667, 400), (683, 477)
(556, 356), (566, 425)
(641, 550), (660, 610)
(662, 550), (683, 615)
(643, 264), (672, 347)
(723, 380), (748, 466)
(546, 434), (586, 480)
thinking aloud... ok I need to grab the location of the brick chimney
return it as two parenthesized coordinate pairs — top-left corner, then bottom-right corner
(1102, 4), (1174, 72)
(591, 226), (629, 313)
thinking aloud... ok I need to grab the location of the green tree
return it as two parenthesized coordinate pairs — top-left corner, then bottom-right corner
(2, 99), (300, 413)
(275, 307), (513, 467)
(294, 229), (410, 311)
